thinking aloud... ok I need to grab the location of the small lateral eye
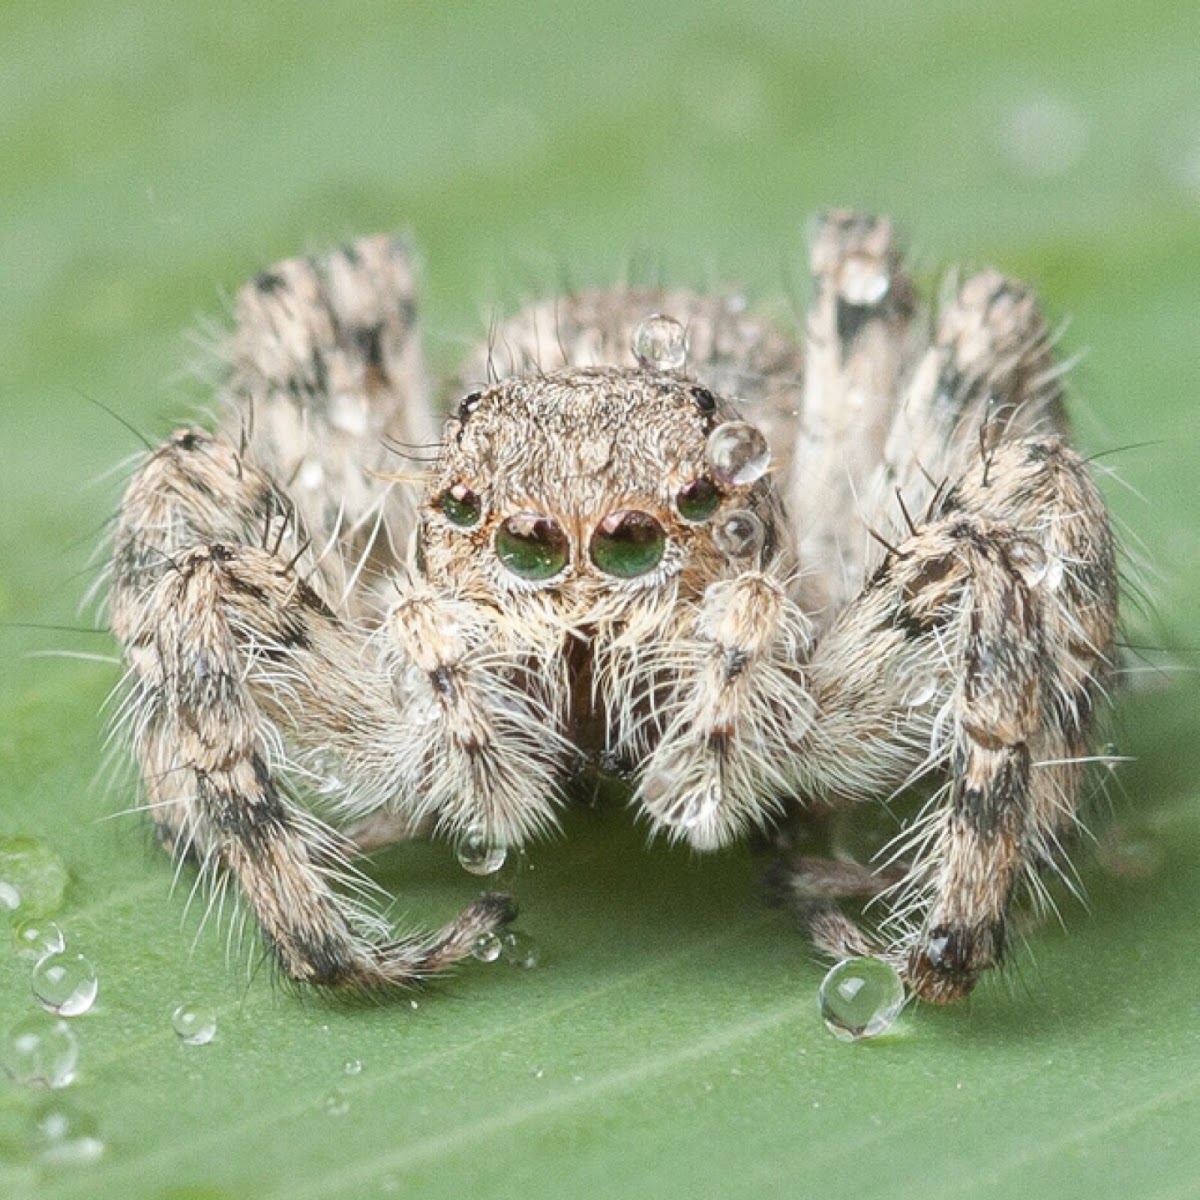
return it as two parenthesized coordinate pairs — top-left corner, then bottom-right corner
(590, 510), (666, 578)
(495, 513), (570, 580)
(437, 483), (482, 527)
(675, 477), (722, 523)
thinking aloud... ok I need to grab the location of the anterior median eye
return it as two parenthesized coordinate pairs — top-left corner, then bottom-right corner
(675, 477), (722, 523)
(590, 510), (666, 578)
(495, 514), (570, 580)
(437, 483), (482, 527)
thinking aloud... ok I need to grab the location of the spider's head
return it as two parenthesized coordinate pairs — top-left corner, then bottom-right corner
(418, 366), (779, 608)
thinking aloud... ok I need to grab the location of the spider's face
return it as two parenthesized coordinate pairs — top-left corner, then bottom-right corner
(419, 366), (765, 607)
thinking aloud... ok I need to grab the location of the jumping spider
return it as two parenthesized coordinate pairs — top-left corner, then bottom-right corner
(107, 213), (1117, 1003)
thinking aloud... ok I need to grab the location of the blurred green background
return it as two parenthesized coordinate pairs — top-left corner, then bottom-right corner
(1, 2), (1198, 1198)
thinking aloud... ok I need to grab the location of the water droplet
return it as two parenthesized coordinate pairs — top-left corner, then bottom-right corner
(297, 460), (325, 491)
(706, 422), (770, 487)
(472, 931), (503, 963)
(329, 393), (369, 436)
(2, 1014), (79, 1088)
(499, 930), (540, 970)
(632, 314), (689, 372)
(343, 1058), (363, 1076)
(0, 836), (69, 918)
(324, 1089), (350, 1117)
(818, 957), (905, 1042)
(712, 510), (765, 563)
(677, 780), (722, 828)
(456, 829), (507, 877)
(837, 255), (890, 306)
(171, 1003), (217, 1046)
(1042, 554), (1064, 591)
(30, 1098), (104, 1166)
(31, 953), (98, 1017)
(902, 678), (939, 708)
(1007, 539), (1049, 587)
(12, 918), (65, 961)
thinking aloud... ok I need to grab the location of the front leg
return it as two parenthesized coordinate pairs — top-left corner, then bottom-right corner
(630, 571), (816, 849)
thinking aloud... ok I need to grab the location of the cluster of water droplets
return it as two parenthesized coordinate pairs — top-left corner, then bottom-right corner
(817, 957), (906, 1042)
(1, 836), (111, 1169)
(472, 928), (541, 970)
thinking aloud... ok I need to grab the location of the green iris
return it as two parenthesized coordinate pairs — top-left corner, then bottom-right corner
(438, 483), (482, 527)
(590, 510), (666, 578)
(495, 514), (570, 580)
(675, 476), (722, 522)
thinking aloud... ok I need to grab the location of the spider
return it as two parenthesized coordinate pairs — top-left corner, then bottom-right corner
(107, 212), (1117, 1003)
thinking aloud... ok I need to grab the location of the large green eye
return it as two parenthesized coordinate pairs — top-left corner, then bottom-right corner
(675, 477), (722, 522)
(438, 483), (482, 527)
(495, 513), (570, 580)
(590, 510), (666, 578)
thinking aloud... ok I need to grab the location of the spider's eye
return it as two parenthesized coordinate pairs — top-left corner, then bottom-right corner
(590, 510), (666, 578)
(495, 513), (570, 580)
(437, 483), (482, 527)
(675, 477), (722, 523)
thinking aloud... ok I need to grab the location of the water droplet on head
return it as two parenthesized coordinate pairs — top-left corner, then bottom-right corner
(171, 1003), (217, 1046)
(631, 314), (689, 372)
(706, 421), (770, 487)
(712, 510), (765, 563)
(472, 931), (503, 963)
(12, 918), (66, 961)
(31, 953), (98, 1018)
(343, 1058), (363, 1076)
(0, 836), (69, 918)
(30, 1098), (104, 1166)
(818, 957), (905, 1042)
(323, 1089), (350, 1118)
(2, 1014), (79, 1088)
(499, 930), (540, 970)
(456, 829), (507, 877)
(837, 255), (890, 306)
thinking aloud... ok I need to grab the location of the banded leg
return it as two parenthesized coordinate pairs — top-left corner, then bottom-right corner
(789, 212), (917, 619)
(225, 235), (436, 613)
(109, 433), (517, 988)
(787, 435), (1116, 1001)
(628, 572), (816, 850)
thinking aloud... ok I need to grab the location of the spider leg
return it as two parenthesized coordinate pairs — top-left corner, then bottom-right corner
(223, 234), (436, 612)
(109, 434), (513, 988)
(791, 433), (1116, 1002)
(788, 211), (918, 620)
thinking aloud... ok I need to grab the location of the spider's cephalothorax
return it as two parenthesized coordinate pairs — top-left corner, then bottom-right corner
(108, 216), (1118, 1002)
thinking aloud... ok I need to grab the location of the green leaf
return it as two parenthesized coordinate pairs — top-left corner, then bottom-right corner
(2, 3), (1198, 1198)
